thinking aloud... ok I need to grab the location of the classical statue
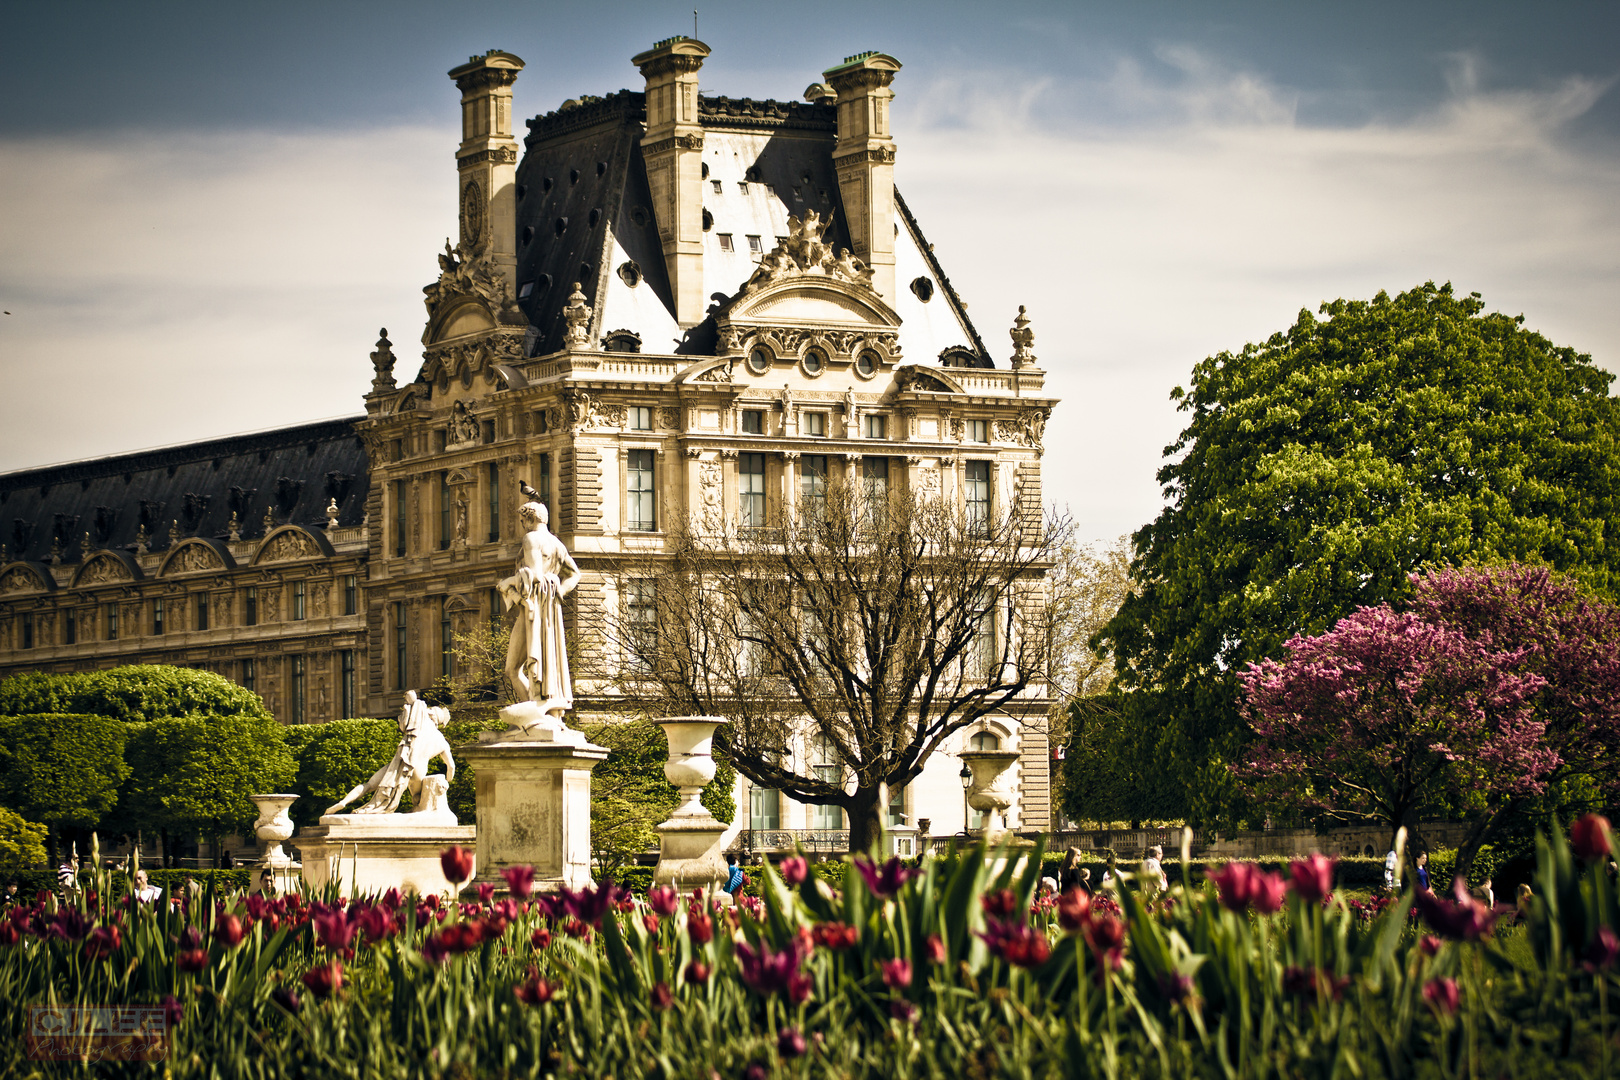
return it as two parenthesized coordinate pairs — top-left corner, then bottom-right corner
(326, 690), (457, 819)
(498, 499), (581, 735)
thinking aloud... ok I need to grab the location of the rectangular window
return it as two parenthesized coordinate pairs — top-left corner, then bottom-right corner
(244, 586), (258, 627)
(539, 453), (552, 521)
(533, 410), (549, 435)
(340, 650), (356, 718)
(487, 461), (500, 543)
(440, 600), (454, 679)
(394, 480), (408, 557)
(972, 594), (996, 679)
(738, 181), (750, 195)
(289, 655), (305, 724)
(718, 233), (734, 252)
(862, 457), (890, 497)
(292, 580), (306, 621)
(625, 578), (657, 672)
(968, 419), (989, 444)
(749, 786), (780, 831)
(741, 409), (764, 435)
(887, 784), (907, 828)
(739, 452), (766, 529)
(152, 598), (165, 637)
(965, 460), (991, 537)
(343, 574), (358, 616)
(105, 602), (119, 641)
(482, 419), (496, 445)
(195, 593), (209, 632)
(864, 414), (888, 439)
(488, 587), (503, 632)
(389, 438), (403, 462)
(711, 179), (723, 194)
(627, 449), (656, 532)
(240, 658), (256, 694)
(801, 455), (828, 516)
(746, 234), (762, 253)
(63, 609), (76, 645)
(434, 429), (448, 454)
(439, 472), (452, 549)
(630, 406), (652, 431)
(811, 767), (844, 830)
(803, 412), (826, 437)
(20, 613), (33, 650)
(393, 601), (407, 691)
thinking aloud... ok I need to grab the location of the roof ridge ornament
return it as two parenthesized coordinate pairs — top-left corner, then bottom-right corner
(1010, 305), (1037, 370)
(422, 237), (518, 323)
(563, 282), (594, 348)
(369, 329), (396, 395)
(737, 210), (875, 299)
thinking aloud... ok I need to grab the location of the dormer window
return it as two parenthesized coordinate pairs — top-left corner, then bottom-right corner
(738, 181), (750, 195)
(747, 234), (762, 254)
(604, 330), (642, 354)
(711, 180), (723, 194)
(718, 234), (734, 252)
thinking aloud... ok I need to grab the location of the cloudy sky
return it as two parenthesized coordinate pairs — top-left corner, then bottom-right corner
(1, 1), (1615, 547)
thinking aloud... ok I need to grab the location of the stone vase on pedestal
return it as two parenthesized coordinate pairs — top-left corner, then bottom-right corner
(960, 750), (1022, 838)
(652, 716), (732, 897)
(250, 794), (302, 896)
(458, 725), (609, 892)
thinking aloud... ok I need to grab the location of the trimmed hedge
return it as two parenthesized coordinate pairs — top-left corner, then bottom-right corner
(0, 867), (253, 898)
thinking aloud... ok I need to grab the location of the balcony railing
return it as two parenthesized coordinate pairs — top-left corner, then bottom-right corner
(736, 829), (850, 855)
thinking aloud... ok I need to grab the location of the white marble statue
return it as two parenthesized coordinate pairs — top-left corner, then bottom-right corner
(327, 689), (457, 818)
(499, 499), (581, 735)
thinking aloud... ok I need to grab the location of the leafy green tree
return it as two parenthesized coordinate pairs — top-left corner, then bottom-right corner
(0, 805), (47, 867)
(283, 719), (400, 829)
(0, 713), (129, 862)
(1098, 283), (1620, 828)
(122, 715), (296, 865)
(0, 665), (271, 725)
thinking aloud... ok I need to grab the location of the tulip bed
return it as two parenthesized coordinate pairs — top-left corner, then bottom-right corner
(3, 821), (1619, 1079)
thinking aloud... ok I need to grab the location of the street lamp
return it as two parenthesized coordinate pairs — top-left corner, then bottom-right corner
(959, 763), (973, 838)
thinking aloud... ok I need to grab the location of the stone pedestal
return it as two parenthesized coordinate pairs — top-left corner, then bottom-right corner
(250, 794), (303, 896)
(652, 716), (732, 896)
(293, 816), (477, 898)
(961, 749), (1022, 840)
(458, 727), (608, 891)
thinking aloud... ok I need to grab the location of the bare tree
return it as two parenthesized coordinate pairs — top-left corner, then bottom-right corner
(591, 480), (1070, 853)
(1043, 534), (1134, 738)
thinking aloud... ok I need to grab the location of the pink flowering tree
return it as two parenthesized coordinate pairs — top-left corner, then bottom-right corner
(1236, 601), (1557, 858)
(1408, 564), (1620, 875)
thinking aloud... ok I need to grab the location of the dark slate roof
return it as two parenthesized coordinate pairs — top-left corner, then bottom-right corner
(0, 418), (369, 563)
(514, 91), (871, 358)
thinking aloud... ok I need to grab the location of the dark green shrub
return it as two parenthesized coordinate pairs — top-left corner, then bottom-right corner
(0, 665), (271, 725)
(0, 713), (129, 833)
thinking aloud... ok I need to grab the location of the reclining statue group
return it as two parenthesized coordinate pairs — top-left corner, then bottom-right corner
(326, 494), (582, 822)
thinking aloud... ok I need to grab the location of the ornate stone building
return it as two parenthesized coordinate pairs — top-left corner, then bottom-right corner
(0, 39), (1059, 841)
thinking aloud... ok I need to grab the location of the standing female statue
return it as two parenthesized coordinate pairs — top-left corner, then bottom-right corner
(499, 498), (580, 735)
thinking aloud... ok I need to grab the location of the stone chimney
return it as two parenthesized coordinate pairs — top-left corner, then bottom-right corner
(824, 52), (901, 302)
(447, 50), (525, 300)
(633, 36), (711, 328)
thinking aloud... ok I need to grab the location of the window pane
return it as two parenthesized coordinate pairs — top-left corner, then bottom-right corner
(739, 453), (766, 528)
(804, 412), (825, 437)
(801, 455), (827, 516)
(965, 460), (990, 537)
(864, 414), (887, 439)
(749, 786), (780, 831)
(627, 449), (655, 531)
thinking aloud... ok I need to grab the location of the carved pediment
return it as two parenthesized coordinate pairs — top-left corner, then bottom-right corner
(0, 563), (55, 594)
(714, 210), (902, 332)
(421, 236), (519, 347)
(253, 526), (334, 565)
(894, 365), (964, 394)
(160, 539), (234, 576)
(72, 551), (142, 588)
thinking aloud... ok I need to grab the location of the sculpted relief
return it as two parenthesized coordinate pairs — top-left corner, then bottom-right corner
(259, 531), (319, 563)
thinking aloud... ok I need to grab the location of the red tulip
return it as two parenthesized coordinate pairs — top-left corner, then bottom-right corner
(686, 960), (711, 984)
(687, 911), (714, 945)
(925, 934), (947, 965)
(880, 957), (913, 989)
(1422, 977), (1460, 1015)
(1571, 815), (1614, 862)
(647, 885), (680, 917)
(650, 981), (673, 1011)
(1288, 855), (1336, 904)
(499, 865), (536, 899)
(1584, 926), (1620, 973)
(475, 882), (496, 904)
(643, 913), (661, 934)
(176, 949), (209, 973)
(161, 995), (183, 1027)
(777, 1026), (807, 1059)
(440, 845), (475, 885)
(530, 927), (552, 950)
(1210, 862), (1287, 915)
(213, 914), (246, 949)
(981, 889), (1019, 919)
(514, 969), (555, 1005)
(84, 924), (122, 959)
(810, 921), (859, 950)
(780, 856), (809, 886)
(301, 960), (345, 999)
(1057, 888), (1091, 933)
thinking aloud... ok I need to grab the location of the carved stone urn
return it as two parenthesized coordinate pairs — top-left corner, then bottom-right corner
(653, 716), (734, 899)
(252, 794), (299, 866)
(959, 750), (1021, 836)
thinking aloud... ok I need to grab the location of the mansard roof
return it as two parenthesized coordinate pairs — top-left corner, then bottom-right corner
(510, 90), (987, 365)
(0, 418), (368, 565)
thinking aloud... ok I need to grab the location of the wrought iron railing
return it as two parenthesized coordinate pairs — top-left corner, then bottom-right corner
(738, 829), (850, 855)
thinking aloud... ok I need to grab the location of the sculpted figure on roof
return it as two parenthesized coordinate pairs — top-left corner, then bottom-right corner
(740, 210), (875, 297)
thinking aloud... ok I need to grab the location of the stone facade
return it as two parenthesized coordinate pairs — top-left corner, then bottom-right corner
(0, 40), (1061, 838)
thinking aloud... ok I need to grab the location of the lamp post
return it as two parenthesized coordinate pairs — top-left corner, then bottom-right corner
(959, 763), (973, 838)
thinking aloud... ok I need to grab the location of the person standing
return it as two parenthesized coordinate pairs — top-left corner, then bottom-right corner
(1140, 845), (1169, 895)
(57, 853), (80, 900)
(1414, 852), (1431, 893)
(1058, 848), (1087, 894)
(1383, 847), (1399, 890)
(724, 854), (745, 896)
(131, 870), (163, 903)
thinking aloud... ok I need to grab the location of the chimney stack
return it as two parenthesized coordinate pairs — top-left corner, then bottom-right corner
(447, 50), (525, 301)
(633, 37), (711, 328)
(824, 52), (901, 301)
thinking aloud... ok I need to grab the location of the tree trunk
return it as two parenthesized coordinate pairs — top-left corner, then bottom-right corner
(845, 788), (885, 856)
(1452, 803), (1512, 887)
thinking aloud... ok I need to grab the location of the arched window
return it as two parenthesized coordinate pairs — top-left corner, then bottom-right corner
(970, 731), (1000, 752)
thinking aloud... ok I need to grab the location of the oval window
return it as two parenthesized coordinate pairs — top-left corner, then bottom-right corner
(856, 351), (879, 378)
(802, 348), (825, 376)
(746, 348), (772, 375)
